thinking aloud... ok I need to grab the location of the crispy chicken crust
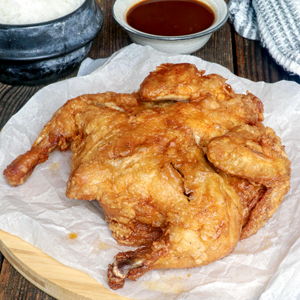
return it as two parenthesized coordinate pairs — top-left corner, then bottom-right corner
(3, 63), (291, 289)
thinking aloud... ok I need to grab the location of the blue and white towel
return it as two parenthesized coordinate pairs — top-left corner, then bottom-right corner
(228, 0), (300, 76)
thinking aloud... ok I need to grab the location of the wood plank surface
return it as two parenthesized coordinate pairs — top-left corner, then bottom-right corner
(1, 0), (300, 299)
(0, 230), (128, 300)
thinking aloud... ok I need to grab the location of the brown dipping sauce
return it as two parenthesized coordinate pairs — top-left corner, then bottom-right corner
(126, 0), (215, 37)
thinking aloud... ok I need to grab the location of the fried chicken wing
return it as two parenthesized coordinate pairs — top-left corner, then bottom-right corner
(207, 124), (291, 239)
(3, 63), (291, 289)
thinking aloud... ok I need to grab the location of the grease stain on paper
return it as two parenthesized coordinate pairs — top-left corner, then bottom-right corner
(259, 233), (278, 252)
(144, 275), (186, 293)
(69, 232), (78, 240)
(97, 240), (111, 250)
(259, 239), (272, 251)
(49, 162), (60, 170)
(49, 162), (60, 176)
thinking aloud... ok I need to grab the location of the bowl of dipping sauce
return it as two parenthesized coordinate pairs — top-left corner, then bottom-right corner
(112, 0), (228, 54)
(0, 0), (103, 86)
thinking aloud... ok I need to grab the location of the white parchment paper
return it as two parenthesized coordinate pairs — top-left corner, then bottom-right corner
(0, 44), (300, 300)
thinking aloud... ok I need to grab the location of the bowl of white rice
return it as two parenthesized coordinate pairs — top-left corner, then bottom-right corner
(0, 0), (103, 85)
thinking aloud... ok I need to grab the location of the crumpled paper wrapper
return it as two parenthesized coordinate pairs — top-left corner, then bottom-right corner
(0, 44), (300, 300)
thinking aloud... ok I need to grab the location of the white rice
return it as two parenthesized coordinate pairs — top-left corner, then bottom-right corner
(0, 0), (85, 25)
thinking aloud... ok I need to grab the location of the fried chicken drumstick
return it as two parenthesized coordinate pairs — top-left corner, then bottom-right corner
(3, 63), (291, 289)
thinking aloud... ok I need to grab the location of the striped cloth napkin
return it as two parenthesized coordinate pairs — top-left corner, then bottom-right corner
(228, 0), (300, 76)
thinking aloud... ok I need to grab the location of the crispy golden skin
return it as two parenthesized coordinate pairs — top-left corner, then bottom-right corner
(3, 63), (291, 289)
(139, 63), (234, 102)
(207, 124), (291, 239)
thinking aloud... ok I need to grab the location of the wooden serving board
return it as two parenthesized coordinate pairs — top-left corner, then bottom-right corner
(0, 230), (129, 300)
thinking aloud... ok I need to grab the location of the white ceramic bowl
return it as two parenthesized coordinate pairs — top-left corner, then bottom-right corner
(112, 0), (228, 54)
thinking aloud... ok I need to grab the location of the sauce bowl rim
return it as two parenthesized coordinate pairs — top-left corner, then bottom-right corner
(112, 0), (228, 41)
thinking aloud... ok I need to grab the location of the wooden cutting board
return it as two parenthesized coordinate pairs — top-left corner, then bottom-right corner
(0, 229), (129, 300)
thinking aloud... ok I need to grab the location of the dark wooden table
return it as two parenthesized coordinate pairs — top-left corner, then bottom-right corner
(1, 0), (299, 299)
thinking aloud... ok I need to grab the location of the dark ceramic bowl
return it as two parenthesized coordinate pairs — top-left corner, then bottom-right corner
(0, 0), (103, 86)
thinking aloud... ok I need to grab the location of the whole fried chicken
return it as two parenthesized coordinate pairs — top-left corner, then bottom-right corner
(3, 63), (291, 289)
